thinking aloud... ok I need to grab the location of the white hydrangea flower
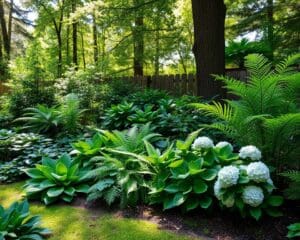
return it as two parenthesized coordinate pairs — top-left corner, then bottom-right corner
(239, 145), (262, 161)
(242, 185), (264, 207)
(218, 166), (240, 188)
(215, 141), (233, 151)
(192, 136), (214, 149)
(214, 180), (222, 200)
(247, 161), (270, 183)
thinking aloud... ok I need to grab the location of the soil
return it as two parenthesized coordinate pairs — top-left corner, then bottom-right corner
(72, 197), (300, 240)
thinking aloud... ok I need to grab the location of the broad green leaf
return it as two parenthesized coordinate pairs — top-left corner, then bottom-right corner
(47, 187), (64, 197)
(199, 169), (217, 181)
(169, 160), (184, 168)
(249, 208), (262, 221)
(163, 193), (185, 210)
(193, 179), (208, 194)
(56, 162), (68, 175)
(267, 196), (284, 207)
(199, 196), (212, 209)
(164, 184), (180, 193)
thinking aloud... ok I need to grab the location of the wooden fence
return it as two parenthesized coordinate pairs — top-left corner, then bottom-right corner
(100, 69), (248, 96)
(0, 69), (248, 97)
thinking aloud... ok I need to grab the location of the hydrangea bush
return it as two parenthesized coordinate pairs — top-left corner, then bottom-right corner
(213, 148), (284, 220)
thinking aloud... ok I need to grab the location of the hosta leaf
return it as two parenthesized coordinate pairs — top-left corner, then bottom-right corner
(199, 196), (212, 209)
(43, 196), (57, 205)
(62, 194), (73, 203)
(184, 198), (199, 211)
(188, 159), (204, 175)
(163, 193), (185, 210)
(64, 187), (76, 196)
(193, 179), (207, 194)
(51, 173), (67, 181)
(42, 157), (56, 169)
(47, 187), (64, 197)
(169, 160), (184, 168)
(164, 184), (180, 193)
(249, 208), (262, 221)
(76, 184), (90, 193)
(267, 196), (284, 207)
(56, 162), (68, 175)
(24, 169), (44, 179)
(199, 169), (217, 181)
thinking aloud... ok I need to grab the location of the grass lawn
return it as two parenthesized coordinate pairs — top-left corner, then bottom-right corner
(0, 182), (203, 240)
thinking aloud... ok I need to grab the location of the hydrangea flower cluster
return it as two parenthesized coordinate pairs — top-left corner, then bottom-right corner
(217, 166), (240, 188)
(192, 136), (214, 149)
(246, 161), (270, 183)
(215, 141), (233, 151)
(242, 185), (264, 207)
(239, 145), (262, 161)
(214, 161), (274, 209)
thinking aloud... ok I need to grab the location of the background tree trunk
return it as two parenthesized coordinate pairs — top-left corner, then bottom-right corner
(92, 12), (98, 64)
(133, 0), (144, 76)
(267, 0), (274, 60)
(72, 0), (78, 68)
(191, 0), (226, 98)
(0, 0), (10, 58)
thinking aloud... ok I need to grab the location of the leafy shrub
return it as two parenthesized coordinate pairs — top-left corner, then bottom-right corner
(193, 54), (300, 170)
(60, 94), (86, 133)
(9, 87), (56, 118)
(15, 105), (62, 134)
(280, 171), (300, 200)
(287, 223), (300, 239)
(0, 132), (76, 183)
(0, 200), (51, 240)
(24, 154), (89, 205)
(0, 114), (13, 129)
(214, 162), (283, 220)
(84, 125), (161, 207)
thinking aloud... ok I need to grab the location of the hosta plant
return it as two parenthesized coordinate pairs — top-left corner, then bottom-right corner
(24, 154), (89, 205)
(0, 200), (51, 240)
(214, 160), (283, 220)
(148, 131), (219, 211)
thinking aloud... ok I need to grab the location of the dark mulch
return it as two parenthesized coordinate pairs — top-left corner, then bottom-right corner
(78, 198), (299, 240)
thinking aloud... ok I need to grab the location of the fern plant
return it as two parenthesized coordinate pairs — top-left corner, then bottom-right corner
(280, 171), (300, 200)
(192, 54), (300, 170)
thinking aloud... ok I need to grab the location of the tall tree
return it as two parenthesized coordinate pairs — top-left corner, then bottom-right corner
(0, 0), (10, 57)
(191, 0), (226, 98)
(72, 0), (78, 67)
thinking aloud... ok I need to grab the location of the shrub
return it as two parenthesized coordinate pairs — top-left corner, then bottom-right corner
(193, 54), (300, 171)
(0, 200), (51, 240)
(280, 171), (300, 200)
(83, 125), (161, 207)
(24, 154), (89, 205)
(213, 161), (283, 220)
(15, 105), (62, 134)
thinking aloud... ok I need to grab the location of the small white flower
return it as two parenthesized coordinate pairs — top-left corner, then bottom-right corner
(247, 161), (270, 183)
(218, 166), (240, 188)
(192, 136), (214, 149)
(242, 185), (264, 207)
(214, 180), (222, 200)
(239, 145), (262, 161)
(216, 141), (233, 151)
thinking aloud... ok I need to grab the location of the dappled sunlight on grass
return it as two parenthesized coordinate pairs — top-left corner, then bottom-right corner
(0, 182), (201, 240)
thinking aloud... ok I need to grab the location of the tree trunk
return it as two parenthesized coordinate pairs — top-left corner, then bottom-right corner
(0, 0), (10, 58)
(92, 12), (98, 64)
(8, 0), (13, 51)
(57, 32), (63, 77)
(133, 0), (144, 76)
(72, 0), (78, 68)
(191, 0), (226, 98)
(267, 0), (274, 60)
(80, 30), (86, 69)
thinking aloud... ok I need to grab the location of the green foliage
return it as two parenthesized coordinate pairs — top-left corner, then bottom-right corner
(15, 105), (62, 134)
(0, 130), (76, 183)
(84, 125), (161, 207)
(280, 171), (300, 200)
(193, 54), (300, 170)
(60, 94), (86, 133)
(24, 154), (89, 205)
(287, 223), (300, 239)
(0, 200), (51, 240)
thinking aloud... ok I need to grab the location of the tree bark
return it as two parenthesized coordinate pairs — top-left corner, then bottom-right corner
(267, 0), (274, 60)
(191, 0), (226, 98)
(80, 30), (86, 69)
(92, 12), (98, 64)
(0, 0), (10, 58)
(8, 0), (13, 50)
(133, 0), (144, 76)
(72, 0), (78, 68)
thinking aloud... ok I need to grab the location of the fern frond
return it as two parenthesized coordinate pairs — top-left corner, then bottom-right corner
(245, 54), (272, 80)
(275, 53), (300, 74)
